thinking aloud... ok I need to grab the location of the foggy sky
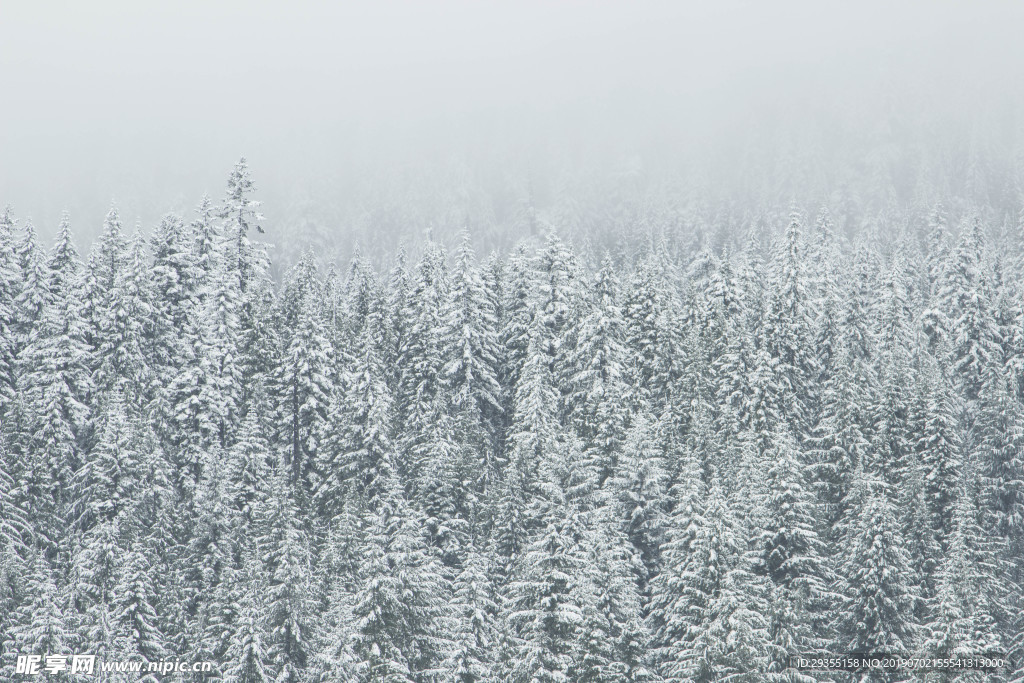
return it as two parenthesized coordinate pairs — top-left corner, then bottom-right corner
(2, 1), (1023, 245)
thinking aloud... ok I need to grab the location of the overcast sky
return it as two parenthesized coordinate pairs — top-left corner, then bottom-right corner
(2, 1), (1022, 241)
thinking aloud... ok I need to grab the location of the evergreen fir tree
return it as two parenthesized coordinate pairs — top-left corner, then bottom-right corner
(0, 206), (19, 412)
(225, 407), (272, 548)
(223, 580), (272, 683)
(914, 356), (964, 539)
(3, 553), (75, 673)
(149, 212), (200, 395)
(974, 363), (1024, 584)
(607, 414), (668, 592)
(112, 547), (167, 664)
(316, 308), (397, 516)
(12, 218), (47, 344)
(397, 240), (449, 435)
(194, 240), (245, 448)
(71, 389), (136, 532)
(807, 342), (875, 536)
(836, 471), (919, 655)
(220, 157), (266, 293)
(623, 256), (674, 414)
(93, 231), (155, 405)
(648, 481), (769, 683)
(498, 246), (534, 412)
(17, 214), (93, 556)
(446, 544), (499, 683)
(762, 210), (816, 436)
(759, 426), (833, 676)
(504, 492), (588, 683)
(567, 255), (631, 484)
(943, 219), (1000, 403)
(350, 478), (452, 682)
(442, 232), (504, 489)
(275, 283), (334, 488)
(260, 460), (314, 683)
(922, 475), (1006, 671)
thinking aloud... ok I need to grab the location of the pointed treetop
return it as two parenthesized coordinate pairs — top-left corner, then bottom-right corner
(103, 203), (122, 235)
(815, 206), (834, 244)
(222, 157), (264, 234)
(195, 192), (215, 221)
(51, 212), (81, 266)
(0, 204), (15, 233)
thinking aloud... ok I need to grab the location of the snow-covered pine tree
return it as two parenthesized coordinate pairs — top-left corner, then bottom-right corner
(341, 248), (378, 339)
(743, 346), (786, 465)
(922, 473), (1006, 671)
(163, 309), (209, 489)
(315, 306), (397, 517)
(445, 543), (499, 683)
(396, 240), (450, 494)
(913, 354), (964, 539)
(2, 552), (75, 675)
(808, 247), (841, 427)
(498, 246), (534, 413)
(567, 254), (631, 485)
(761, 210), (816, 437)
(149, 212), (200, 400)
(534, 231), (586, 419)
(623, 255), (674, 415)
(759, 425), (833, 677)
(191, 193), (220, 299)
(0, 206), (19, 412)
(220, 157), (265, 294)
(873, 256), (915, 486)
(350, 477), (452, 682)
(974, 361), (1024, 585)
(503, 487), (588, 683)
(442, 232), (504, 491)
(274, 279), (334, 489)
(16, 215), (93, 557)
(607, 413), (668, 593)
(93, 231), (155, 407)
(12, 218), (47, 346)
(260, 458), (314, 683)
(925, 204), (949, 300)
(310, 501), (362, 683)
(899, 451), (943, 629)
(495, 314), (563, 558)
(647, 445), (703, 672)
(71, 515), (121, 667)
(111, 547), (167, 667)
(223, 579), (272, 683)
(648, 479), (769, 683)
(416, 406), (477, 564)
(0, 433), (30, 665)
(572, 521), (660, 683)
(943, 218), (1000, 403)
(194, 237), (245, 449)
(71, 388), (136, 533)
(381, 246), (412, 386)
(82, 206), (127, 355)
(188, 448), (240, 667)
(806, 341), (875, 537)
(836, 470), (919, 655)
(225, 406), (272, 551)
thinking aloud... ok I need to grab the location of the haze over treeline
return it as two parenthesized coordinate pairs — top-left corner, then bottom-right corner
(3, 1), (1024, 267)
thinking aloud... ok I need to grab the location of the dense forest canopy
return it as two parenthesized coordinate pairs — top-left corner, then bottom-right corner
(1, 153), (1024, 680)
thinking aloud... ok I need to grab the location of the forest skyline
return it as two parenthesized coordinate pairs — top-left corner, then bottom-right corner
(1, 158), (1023, 680)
